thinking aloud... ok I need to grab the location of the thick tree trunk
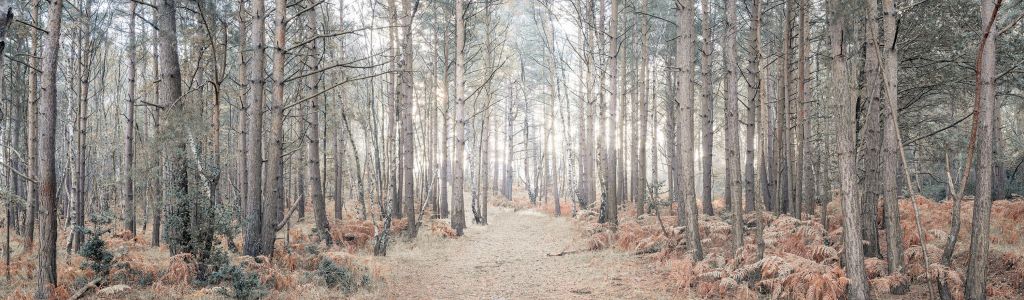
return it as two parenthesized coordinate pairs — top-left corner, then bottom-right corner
(830, 5), (870, 298)
(157, 0), (190, 257)
(879, 0), (905, 293)
(966, 0), (1000, 298)
(859, 0), (883, 258)
(35, 0), (63, 297)
(724, 0), (743, 253)
(243, 0), (268, 257)
(259, 0), (289, 256)
(677, 0), (703, 260)
(451, 0), (467, 236)
(399, 0), (417, 237)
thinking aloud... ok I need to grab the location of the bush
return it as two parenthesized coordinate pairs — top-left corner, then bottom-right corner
(80, 229), (114, 276)
(204, 248), (267, 300)
(316, 259), (370, 293)
(209, 264), (265, 300)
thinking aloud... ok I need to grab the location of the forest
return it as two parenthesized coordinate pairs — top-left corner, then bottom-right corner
(0, 0), (1022, 298)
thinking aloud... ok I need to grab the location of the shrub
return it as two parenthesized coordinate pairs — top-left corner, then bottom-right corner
(79, 232), (114, 276)
(208, 264), (265, 300)
(316, 258), (370, 294)
(206, 250), (267, 300)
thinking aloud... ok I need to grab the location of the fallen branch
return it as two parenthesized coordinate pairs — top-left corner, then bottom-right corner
(546, 249), (586, 257)
(70, 277), (103, 300)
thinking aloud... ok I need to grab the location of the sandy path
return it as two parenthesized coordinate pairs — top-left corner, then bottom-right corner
(374, 206), (680, 299)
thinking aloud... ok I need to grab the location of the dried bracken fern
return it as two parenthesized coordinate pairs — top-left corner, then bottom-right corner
(160, 253), (197, 284)
(869, 272), (909, 296)
(864, 257), (888, 278)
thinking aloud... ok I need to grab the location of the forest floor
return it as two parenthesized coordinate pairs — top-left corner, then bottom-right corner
(2, 192), (1024, 299)
(370, 206), (682, 299)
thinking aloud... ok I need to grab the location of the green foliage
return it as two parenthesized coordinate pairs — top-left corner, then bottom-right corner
(80, 233), (114, 276)
(80, 217), (114, 276)
(205, 248), (267, 300)
(316, 259), (356, 293)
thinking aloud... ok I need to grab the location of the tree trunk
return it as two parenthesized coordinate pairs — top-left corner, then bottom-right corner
(243, 0), (268, 257)
(35, 0), (63, 297)
(879, 0), (906, 293)
(966, 0), (1000, 298)
(603, 0), (619, 226)
(699, 0), (714, 216)
(796, 0), (810, 219)
(743, 0), (759, 213)
(123, 1), (138, 238)
(829, 4), (870, 298)
(157, 0), (191, 257)
(25, 0), (39, 250)
(724, 0), (743, 253)
(334, 133), (345, 219)
(451, 0), (467, 236)
(859, 0), (883, 258)
(151, 21), (162, 248)
(677, 0), (703, 260)
(307, 91), (332, 247)
(73, 28), (89, 252)
(398, 0), (417, 237)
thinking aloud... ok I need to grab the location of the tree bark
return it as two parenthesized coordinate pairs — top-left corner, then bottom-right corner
(698, 0), (714, 216)
(24, 0), (39, 250)
(829, 4), (870, 298)
(157, 0), (190, 257)
(966, 0), (1000, 298)
(743, 0), (758, 213)
(124, 0), (138, 238)
(724, 0), (743, 253)
(677, 0), (703, 260)
(35, 0), (63, 297)
(243, 0), (268, 257)
(879, 0), (905, 292)
(307, 97), (333, 247)
(451, 0), (467, 236)
(635, 0), (650, 215)
(603, 0), (619, 226)
(859, 0), (883, 258)
(398, 0), (417, 237)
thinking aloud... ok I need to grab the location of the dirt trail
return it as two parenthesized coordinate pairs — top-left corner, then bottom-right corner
(374, 206), (680, 299)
